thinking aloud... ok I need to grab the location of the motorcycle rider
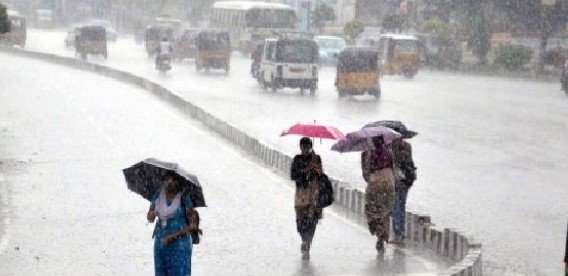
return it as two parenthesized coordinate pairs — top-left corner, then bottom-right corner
(155, 37), (173, 69)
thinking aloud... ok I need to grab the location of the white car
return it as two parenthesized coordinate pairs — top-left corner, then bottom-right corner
(314, 35), (346, 66)
(259, 38), (319, 95)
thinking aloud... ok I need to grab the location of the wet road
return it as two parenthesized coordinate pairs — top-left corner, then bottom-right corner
(0, 53), (448, 275)
(17, 29), (568, 275)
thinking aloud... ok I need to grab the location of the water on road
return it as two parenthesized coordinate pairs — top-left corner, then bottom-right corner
(5, 29), (568, 275)
(0, 53), (448, 275)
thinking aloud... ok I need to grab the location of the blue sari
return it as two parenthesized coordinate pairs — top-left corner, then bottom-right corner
(152, 192), (193, 276)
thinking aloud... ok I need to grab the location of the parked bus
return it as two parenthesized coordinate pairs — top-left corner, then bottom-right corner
(211, 1), (297, 55)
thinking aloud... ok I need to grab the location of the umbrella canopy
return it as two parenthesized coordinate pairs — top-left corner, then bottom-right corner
(364, 120), (418, 139)
(281, 123), (347, 140)
(331, 126), (402, 153)
(123, 158), (206, 208)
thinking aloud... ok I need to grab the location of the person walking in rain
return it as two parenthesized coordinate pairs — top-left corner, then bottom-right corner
(391, 137), (417, 246)
(291, 137), (324, 260)
(147, 172), (198, 275)
(361, 135), (395, 253)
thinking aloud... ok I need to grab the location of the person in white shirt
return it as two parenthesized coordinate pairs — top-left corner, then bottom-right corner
(156, 37), (173, 68)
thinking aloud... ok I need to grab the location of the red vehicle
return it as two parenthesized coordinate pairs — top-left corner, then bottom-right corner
(173, 28), (199, 60)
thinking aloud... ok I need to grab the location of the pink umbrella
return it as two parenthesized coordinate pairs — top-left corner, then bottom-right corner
(281, 122), (347, 140)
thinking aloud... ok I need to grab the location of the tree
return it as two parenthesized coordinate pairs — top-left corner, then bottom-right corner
(468, 18), (491, 65)
(311, 4), (335, 33)
(492, 0), (568, 71)
(467, 3), (492, 65)
(0, 3), (10, 35)
(422, 18), (450, 37)
(382, 13), (403, 32)
(344, 20), (364, 43)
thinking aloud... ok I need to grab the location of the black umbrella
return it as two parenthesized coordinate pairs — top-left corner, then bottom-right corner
(363, 120), (418, 139)
(123, 158), (206, 208)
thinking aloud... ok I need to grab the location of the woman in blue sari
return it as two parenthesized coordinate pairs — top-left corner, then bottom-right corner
(147, 173), (197, 276)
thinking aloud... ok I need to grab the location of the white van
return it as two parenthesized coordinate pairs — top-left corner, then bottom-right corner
(259, 38), (319, 94)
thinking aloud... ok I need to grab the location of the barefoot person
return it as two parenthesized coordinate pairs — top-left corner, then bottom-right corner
(361, 136), (395, 253)
(147, 173), (198, 275)
(391, 137), (417, 245)
(291, 137), (324, 260)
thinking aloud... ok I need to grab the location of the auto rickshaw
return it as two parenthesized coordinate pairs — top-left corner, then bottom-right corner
(75, 25), (107, 60)
(196, 30), (230, 73)
(145, 25), (173, 57)
(335, 47), (381, 100)
(379, 34), (420, 78)
(0, 10), (26, 47)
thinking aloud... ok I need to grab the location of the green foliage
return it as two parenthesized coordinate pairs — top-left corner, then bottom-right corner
(344, 20), (364, 42)
(492, 0), (568, 35)
(467, 16), (491, 65)
(381, 14), (403, 32)
(492, 0), (568, 70)
(493, 44), (533, 70)
(311, 4), (335, 32)
(0, 3), (10, 35)
(422, 18), (450, 37)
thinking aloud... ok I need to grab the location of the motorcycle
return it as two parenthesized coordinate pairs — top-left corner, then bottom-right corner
(156, 54), (172, 75)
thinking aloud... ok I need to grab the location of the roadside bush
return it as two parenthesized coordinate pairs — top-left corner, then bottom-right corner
(344, 20), (364, 43)
(493, 44), (533, 70)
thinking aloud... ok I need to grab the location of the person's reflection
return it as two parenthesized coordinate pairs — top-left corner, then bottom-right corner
(294, 259), (316, 276)
(391, 248), (407, 273)
(369, 248), (408, 274)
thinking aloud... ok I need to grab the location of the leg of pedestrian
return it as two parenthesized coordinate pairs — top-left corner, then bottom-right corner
(393, 185), (410, 245)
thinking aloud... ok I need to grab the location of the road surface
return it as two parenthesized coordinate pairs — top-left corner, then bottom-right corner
(0, 53), (449, 275)
(15, 29), (568, 275)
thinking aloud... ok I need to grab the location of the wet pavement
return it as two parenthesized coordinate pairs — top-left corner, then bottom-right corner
(11, 29), (568, 275)
(0, 53), (449, 275)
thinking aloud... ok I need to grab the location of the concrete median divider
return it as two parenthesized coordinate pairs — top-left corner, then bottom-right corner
(0, 46), (483, 275)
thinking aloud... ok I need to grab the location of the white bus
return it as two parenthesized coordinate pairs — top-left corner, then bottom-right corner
(211, 1), (297, 54)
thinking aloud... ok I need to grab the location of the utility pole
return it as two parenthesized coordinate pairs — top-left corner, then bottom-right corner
(538, 0), (556, 72)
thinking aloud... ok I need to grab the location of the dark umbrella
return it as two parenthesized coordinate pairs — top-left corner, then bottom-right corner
(331, 126), (402, 153)
(122, 158), (206, 208)
(363, 120), (418, 139)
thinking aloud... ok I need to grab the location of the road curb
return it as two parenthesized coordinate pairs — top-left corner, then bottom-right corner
(0, 46), (482, 275)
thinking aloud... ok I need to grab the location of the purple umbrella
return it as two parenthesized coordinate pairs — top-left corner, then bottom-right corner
(331, 126), (402, 153)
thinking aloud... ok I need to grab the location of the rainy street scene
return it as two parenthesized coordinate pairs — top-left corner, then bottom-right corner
(0, 0), (567, 275)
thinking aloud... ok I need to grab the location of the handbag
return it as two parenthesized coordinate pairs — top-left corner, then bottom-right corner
(181, 194), (202, 245)
(318, 174), (334, 209)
